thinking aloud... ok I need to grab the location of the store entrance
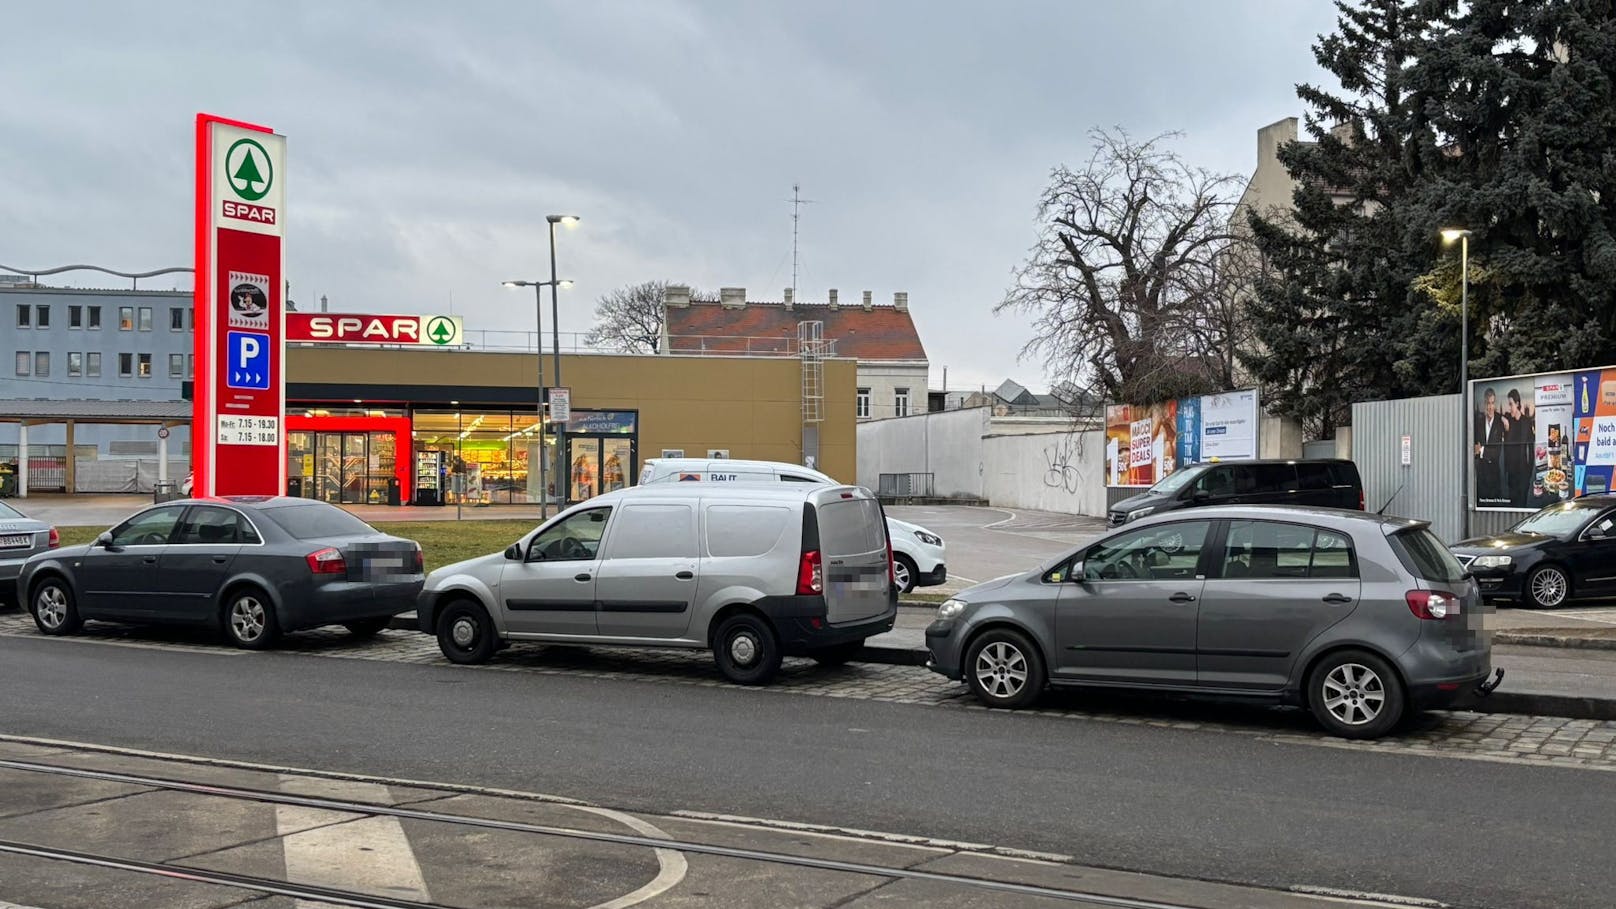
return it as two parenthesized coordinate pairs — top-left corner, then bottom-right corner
(567, 436), (633, 502)
(287, 431), (397, 505)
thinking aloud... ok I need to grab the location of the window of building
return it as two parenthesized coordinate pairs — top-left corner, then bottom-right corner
(68, 352), (83, 377)
(88, 305), (102, 329)
(119, 353), (133, 378)
(35, 305), (49, 328)
(170, 307), (185, 331)
(187, 353), (194, 378)
(34, 352), (49, 377)
(138, 307), (153, 331)
(15, 305), (29, 328)
(68, 305), (83, 329)
(169, 353), (184, 378)
(14, 351), (29, 376)
(894, 387), (911, 417)
(856, 388), (871, 419)
(119, 306), (134, 330)
(86, 352), (101, 377)
(137, 353), (152, 377)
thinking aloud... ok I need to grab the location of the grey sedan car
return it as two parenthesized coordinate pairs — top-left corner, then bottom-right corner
(1, 500), (58, 603)
(18, 497), (423, 648)
(925, 506), (1501, 738)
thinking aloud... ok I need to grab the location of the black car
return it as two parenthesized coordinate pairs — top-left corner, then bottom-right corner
(1451, 496), (1616, 608)
(1108, 459), (1364, 527)
(17, 497), (423, 648)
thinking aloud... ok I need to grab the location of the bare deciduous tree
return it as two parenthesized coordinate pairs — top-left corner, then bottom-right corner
(584, 281), (673, 354)
(996, 129), (1246, 406)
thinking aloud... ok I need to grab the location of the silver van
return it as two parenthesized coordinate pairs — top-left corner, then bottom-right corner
(418, 484), (897, 684)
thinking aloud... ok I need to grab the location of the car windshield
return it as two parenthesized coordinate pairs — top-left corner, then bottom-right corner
(0, 501), (23, 519)
(263, 503), (378, 540)
(1512, 502), (1600, 537)
(1148, 465), (1206, 496)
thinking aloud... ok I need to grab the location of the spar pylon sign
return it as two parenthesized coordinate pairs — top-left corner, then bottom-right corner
(194, 114), (287, 497)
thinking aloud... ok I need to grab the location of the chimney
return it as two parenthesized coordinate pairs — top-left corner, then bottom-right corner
(783, 287), (794, 310)
(861, 290), (873, 312)
(720, 286), (746, 309)
(894, 291), (908, 312)
(664, 284), (691, 308)
(827, 288), (839, 310)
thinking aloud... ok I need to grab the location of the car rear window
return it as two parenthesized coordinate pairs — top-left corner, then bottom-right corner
(0, 501), (23, 519)
(264, 503), (377, 540)
(1390, 527), (1466, 583)
(816, 498), (886, 557)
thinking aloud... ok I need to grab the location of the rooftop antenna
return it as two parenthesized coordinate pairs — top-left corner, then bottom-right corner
(789, 182), (817, 303)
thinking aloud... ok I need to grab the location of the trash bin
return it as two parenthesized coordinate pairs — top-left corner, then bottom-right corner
(287, 476), (304, 498)
(386, 477), (402, 506)
(153, 481), (181, 504)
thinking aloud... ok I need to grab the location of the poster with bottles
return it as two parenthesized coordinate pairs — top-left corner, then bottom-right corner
(1470, 365), (1616, 510)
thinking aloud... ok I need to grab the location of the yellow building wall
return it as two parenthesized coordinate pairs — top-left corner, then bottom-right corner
(286, 348), (858, 484)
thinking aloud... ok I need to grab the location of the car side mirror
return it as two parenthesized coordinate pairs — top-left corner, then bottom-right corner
(1069, 560), (1086, 582)
(1588, 528), (1610, 542)
(504, 543), (523, 561)
(95, 531), (115, 550)
(1192, 492), (1210, 504)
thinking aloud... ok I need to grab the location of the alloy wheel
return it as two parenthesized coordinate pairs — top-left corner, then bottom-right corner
(35, 586), (67, 630)
(893, 560), (912, 592)
(1532, 568), (1568, 607)
(230, 597), (267, 643)
(1321, 662), (1385, 726)
(974, 641), (1029, 700)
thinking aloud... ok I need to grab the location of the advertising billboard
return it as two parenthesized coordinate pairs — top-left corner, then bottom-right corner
(1470, 366), (1616, 511)
(1105, 389), (1260, 487)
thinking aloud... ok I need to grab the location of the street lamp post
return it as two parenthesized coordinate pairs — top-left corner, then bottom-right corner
(502, 278), (573, 519)
(546, 215), (579, 509)
(1441, 228), (1473, 539)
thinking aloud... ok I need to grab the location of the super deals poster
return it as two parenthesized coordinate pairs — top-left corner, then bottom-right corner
(1574, 369), (1616, 496)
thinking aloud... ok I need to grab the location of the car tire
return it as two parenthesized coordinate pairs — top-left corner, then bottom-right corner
(712, 613), (782, 685)
(436, 599), (497, 665)
(31, 577), (81, 636)
(343, 617), (393, 639)
(1524, 564), (1571, 609)
(1307, 649), (1405, 740)
(222, 587), (280, 650)
(893, 554), (919, 594)
(964, 628), (1046, 709)
(810, 641), (864, 666)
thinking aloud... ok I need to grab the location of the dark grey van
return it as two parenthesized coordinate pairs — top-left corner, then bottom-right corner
(1108, 459), (1364, 527)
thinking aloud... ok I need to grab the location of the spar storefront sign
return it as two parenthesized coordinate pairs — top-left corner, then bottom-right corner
(194, 114), (286, 498)
(287, 313), (463, 346)
(1469, 365), (1616, 511)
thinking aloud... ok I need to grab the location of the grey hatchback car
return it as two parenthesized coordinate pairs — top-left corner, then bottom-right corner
(925, 506), (1501, 738)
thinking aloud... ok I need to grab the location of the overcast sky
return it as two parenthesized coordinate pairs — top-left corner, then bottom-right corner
(1, 1), (1336, 392)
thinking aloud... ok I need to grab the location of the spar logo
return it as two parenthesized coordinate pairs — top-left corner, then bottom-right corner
(225, 138), (273, 201)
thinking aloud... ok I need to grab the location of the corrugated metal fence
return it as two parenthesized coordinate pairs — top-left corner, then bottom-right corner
(1350, 393), (1515, 544)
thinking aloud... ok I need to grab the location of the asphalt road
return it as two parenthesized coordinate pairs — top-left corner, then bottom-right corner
(2, 635), (1610, 909)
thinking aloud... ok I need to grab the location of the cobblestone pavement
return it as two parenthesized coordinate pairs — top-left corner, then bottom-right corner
(5, 613), (1616, 772)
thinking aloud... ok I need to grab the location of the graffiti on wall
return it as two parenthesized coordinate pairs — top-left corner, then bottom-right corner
(1043, 433), (1084, 494)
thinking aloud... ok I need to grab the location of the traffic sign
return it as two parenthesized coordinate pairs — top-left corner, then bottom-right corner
(226, 331), (271, 390)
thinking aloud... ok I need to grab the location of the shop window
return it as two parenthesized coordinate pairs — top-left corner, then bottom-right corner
(88, 305), (102, 329)
(68, 305), (83, 329)
(856, 388), (871, 419)
(68, 352), (83, 377)
(86, 352), (101, 377)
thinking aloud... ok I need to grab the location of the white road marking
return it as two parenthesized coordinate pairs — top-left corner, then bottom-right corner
(277, 776), (430, 907)
(569, 805), (689, 909)
(1290, 884), (1447, 907)
(948, 573), (980, 585)
(981, 509), (1018, 529)
(669, 809), (1074, 862)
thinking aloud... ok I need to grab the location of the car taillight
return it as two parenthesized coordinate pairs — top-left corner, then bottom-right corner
(306, 547), (347, 575)
(796, 549), (823, 596)
(1406, 590), (1459, 620)
(1358, 490), (1365, 511)
(411, 547), (424, 573)
(888, 541), (896, 587)
(47, 527), (60, 549)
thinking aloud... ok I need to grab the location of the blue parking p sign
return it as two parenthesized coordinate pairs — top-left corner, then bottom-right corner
(226, 331), (271, 390)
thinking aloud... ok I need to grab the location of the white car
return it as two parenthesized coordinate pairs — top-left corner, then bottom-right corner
(638, 458), (947, 593)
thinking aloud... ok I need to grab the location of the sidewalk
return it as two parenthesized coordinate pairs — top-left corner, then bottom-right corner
(865, 604), (1616, 721)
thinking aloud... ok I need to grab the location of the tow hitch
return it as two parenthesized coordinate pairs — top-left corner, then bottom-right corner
(1475, 668), (1505, 697)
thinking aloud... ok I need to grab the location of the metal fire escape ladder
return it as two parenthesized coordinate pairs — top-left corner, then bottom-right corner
(799, 320), (826, 424)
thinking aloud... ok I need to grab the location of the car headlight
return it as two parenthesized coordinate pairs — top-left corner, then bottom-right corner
(1126, 506), (1155, 523)
(937, 598), (967, 620)
(1471, 555), (1513, 569)
(913, 530), (942, 546)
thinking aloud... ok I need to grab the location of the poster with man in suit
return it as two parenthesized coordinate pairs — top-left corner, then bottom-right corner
(1473, 387), (1507, 505)
(1500, 388), (1536, 507)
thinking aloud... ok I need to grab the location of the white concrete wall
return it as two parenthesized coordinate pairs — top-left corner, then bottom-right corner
(982, 430), (1108, 516)
(856, 362), (930, 420)
(856, 406), (989, 497)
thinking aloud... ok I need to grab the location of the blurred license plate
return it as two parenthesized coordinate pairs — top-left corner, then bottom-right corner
(0, 534), (31, 549)
(835, 578), (885, 593)
(1481, 612), (1500, 630)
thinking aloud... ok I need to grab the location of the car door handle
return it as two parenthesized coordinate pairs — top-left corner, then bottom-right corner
(142, 556), (158, 564)
(212, 556), (228, 564)
(1168, 592), (1197, 603)
(574, 573), (592, 582)
(675, 571), (694, 580)
(1323, 593), (1353, 604)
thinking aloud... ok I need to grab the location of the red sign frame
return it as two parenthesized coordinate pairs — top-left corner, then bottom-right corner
(193, 113), (287, 498)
